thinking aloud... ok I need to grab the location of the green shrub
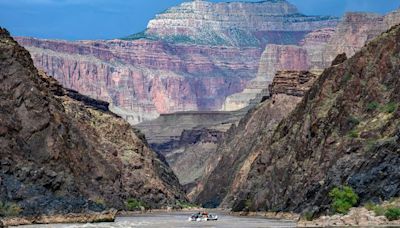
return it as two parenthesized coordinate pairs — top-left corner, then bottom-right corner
(125, 198), (147, 211)
(373, 205), (386, 216)
(366, 101), (379, 111)
(245, 199), (252, 209)
(385, 208), (400, 221)
(383, 102), (398, 113)
(347, 116), (360, 127)
(364, 201), (375, 211)
(329, 186), (359, 214)
(176, 201), (197, 209)
(348, 130), (359, 138)
(342, 72), (352, 84)
(302, 211), (314, 221)
(0, 202), (22, 217)
(93, 197), (106, 207)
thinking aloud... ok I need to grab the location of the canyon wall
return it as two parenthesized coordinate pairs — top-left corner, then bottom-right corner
(136, 109), (248, 192)
(17, 38), (259, 124)
(230, 25), (400, 214)
(221, 37), (326, 111)
(194, 70), (318, 206)
(0, 28), (186, 216)
(144, 0), (338, 46)
(17, 0), (339, 124)
(221, 8), (400, 112)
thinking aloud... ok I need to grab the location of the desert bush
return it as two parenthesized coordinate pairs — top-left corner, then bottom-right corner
(176, 201), (198, 209)
(302, 211), (314, 221)
(329, 186), (359, 214)
(373, 205), (386, 216)
(366, 101), (379, 111)
(385, 208), (400, 221)
(125, 198), (147, 211)
(0, 202), (22, 217)
(383, 102), (398, 113)
(348, 130), (359, 138)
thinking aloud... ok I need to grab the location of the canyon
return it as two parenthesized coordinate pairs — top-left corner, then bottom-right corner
(0, 28), (186, 219)
(3, 0), (400, 224)
(16, 0), (339, 124)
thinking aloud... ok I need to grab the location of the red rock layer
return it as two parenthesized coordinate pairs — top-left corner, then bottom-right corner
(16, 37), (261, 123)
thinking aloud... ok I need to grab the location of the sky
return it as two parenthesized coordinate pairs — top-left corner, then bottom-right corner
(0, 0), (399, 40)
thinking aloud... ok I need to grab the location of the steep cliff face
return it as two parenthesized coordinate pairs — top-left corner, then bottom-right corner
(194, 70), (318, 207)
(222, 44), (312, 111)
(166, 129), (225, 190)
(0, 28), (186, 216)
(221, 8), (400, 112)
(231, 25), (400, 214)
(323, 10), (400, 65)
(144, 0), (338, 46)
(136, 109), (248, 192)
(16, 38), (259, 124)
(16, 0), (339, 124)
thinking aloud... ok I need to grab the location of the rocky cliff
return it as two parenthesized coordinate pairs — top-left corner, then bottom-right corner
(230, 25), (400, 214)
(221, 8), (400, 112)
(323, 10), (400, 65)
(221, 44), (312, 111)
(16, 0), (339, 124)
(143, 0), (338, 46)
(136, 109), (248, 192)
(16, 37), (260, 124)
(0, 28), (186, 217)
(194, 70), (318, 207)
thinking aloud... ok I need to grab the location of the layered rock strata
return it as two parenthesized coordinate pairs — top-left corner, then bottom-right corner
(221, 9), (400, 112)
(16, 37), (260, 124)
(194, 70), (318, 206)
(0, 28), (186, 217)
(323, 10), (400, 65)
(221, 28), (334, 111)
(144, 0), (338, 46)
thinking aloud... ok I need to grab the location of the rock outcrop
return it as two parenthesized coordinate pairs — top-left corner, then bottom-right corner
(0, 27), (186, 217)
(194, 70), (318, 207)
(230, 25), (400, 214)
(143, 0), (338, 46)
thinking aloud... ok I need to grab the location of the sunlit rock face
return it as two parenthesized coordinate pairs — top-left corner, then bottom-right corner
(15, 0), (339, 124)
(16, 37), (260, 124)
(145, 0), (338, 47)
(323, 10), (400, 65)
(221, 7), (400, 112)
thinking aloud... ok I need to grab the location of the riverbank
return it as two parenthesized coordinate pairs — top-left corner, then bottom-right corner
(298, 207), (400, 227)
(0, 210), (117, 227)
(230, 210), (300, 221)
(231, 205), (400, 227)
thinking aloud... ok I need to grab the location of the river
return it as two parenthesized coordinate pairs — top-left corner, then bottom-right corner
(19, 211), (296, 228)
